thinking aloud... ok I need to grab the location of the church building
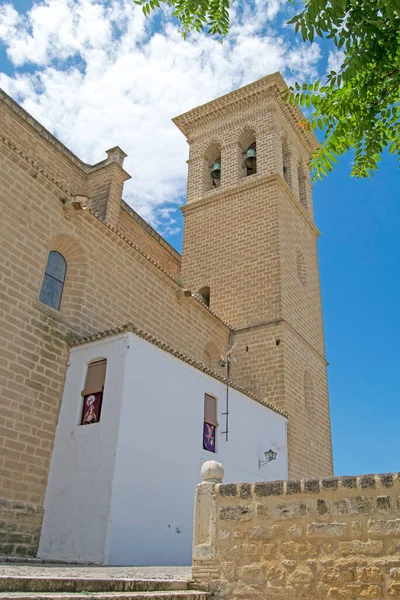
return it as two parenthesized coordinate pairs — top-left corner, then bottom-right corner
(0, 72), (333, 565)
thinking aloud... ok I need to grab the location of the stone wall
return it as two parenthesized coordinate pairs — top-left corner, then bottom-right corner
(177, 74), (332, 479)
(0, 91), (230, 557)
(0, 499), (43, 557)
(193, 469), (400, 599)
(117, 202), (181, 278)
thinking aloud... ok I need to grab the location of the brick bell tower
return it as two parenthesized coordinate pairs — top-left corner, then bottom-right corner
(173, 73), (333, 479)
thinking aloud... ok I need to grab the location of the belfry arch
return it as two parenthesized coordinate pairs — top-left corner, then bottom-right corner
(238, 127), (257, 178)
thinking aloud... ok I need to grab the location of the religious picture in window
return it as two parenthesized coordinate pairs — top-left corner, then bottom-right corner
(203, 393), (217, 452)
(80, 359), (107, 425)
(81, 395), (100, 425)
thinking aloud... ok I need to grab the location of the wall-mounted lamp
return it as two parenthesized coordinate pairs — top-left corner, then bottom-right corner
(259, 449), (277, 468)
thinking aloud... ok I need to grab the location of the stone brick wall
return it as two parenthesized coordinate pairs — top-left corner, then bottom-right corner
(176, 73), (332, 479)
(0, 499), (43, 557)
(117, 202), (181, 278)
(0, 73), (333, 556)
(0, 91), (230, 556)
(193, 473), (400, 599)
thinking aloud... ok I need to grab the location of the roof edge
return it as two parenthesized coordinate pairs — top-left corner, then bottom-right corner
(172, 72), (318, 154)
(120, 200), (181, 262)
(0, 87), (128, 174)
(69, 322), (288, 419)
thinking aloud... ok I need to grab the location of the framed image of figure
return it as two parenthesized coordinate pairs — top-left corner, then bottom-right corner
(81, 392), (102, 425)
(203, 421), (216, 452)
(80, 359), (107, 426)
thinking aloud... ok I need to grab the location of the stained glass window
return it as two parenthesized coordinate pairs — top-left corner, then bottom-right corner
(39, 251), (67, 310)
(203, 394), (217, 453)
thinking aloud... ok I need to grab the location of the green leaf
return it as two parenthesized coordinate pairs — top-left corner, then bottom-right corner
(135, 0), (400, 182)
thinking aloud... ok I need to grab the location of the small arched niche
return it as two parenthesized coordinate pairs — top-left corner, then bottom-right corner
(203, 341), (221, 371)
(304, 370), (316, 415)
(204, 141), (222, 192)
(239, 128), (257, 178)
(203, 350), (211, 368)
(197, 286), (210, 308)
(296, 247), (307, 285)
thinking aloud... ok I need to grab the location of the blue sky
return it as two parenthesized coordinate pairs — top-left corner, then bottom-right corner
(315, 151), (400, 476)
(0, 0), (399, 476)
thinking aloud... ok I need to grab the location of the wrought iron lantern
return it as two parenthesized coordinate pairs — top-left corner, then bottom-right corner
(259, 449), (277, 468)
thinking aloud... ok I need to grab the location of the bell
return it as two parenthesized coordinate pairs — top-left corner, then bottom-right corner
(244, 147), (257, 170)
(210, 161), (221, 180)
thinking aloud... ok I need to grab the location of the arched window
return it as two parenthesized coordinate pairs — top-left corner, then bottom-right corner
(239, 128), (257, 178)
(204, 141), (222, 192)
(39, 251), (67, 310)
(282, 137), (291, 187)
(298, 163), (308, 210)
(80, 359), (107, 425)
(198, 286), (210, 307)
(296, 247), (307, 285)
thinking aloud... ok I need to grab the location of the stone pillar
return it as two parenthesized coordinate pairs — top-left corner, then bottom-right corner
(192, 461), (224, 582)
(186, 142), (203, 204)
(256, 108), (281, 176)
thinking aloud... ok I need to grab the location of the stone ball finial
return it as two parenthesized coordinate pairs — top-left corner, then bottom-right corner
(201, 460), (224, 483)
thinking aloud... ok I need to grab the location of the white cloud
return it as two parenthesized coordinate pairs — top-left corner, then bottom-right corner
(0, 0), (321, 234)
(327, 49), (345, 74)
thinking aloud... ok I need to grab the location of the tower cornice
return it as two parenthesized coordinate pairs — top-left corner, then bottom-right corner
(181, 172), (321, 238)
(173, 72), (319, 157)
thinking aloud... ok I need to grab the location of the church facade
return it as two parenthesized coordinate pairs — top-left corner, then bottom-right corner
(0, 72), (333, 561)
(38, 330), (288, 565)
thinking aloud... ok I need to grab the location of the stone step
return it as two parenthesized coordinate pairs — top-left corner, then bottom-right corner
(0, 593), (208, 600)
(0, 579), (192, 594)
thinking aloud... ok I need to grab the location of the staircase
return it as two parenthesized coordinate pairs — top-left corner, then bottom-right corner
(0, 567), (208, 600)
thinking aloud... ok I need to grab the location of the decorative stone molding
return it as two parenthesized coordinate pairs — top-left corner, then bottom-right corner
(181, 172), (321, 238)
(173, 73), (318, 156)
(105, 146), (127, 167)
(62, 195), (91, 219)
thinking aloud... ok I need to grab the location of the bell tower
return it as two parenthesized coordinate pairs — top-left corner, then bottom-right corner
(173, 73), (333, 479)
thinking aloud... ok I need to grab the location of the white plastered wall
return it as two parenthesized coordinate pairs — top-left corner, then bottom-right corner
(39, 332), (287, 566)
(38, 336), (129, 563)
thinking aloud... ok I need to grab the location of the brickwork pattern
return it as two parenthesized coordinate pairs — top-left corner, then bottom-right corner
(117, 204), (181, 278)
(0, 73), (332, 555)
(0, 95), (230, 556)
(182, 176), (282, 328)
(0, 90), (88, 194)
(177, 74), (332, 479)
(193, 473), (400, 599)
(0, 499), (43, 558)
